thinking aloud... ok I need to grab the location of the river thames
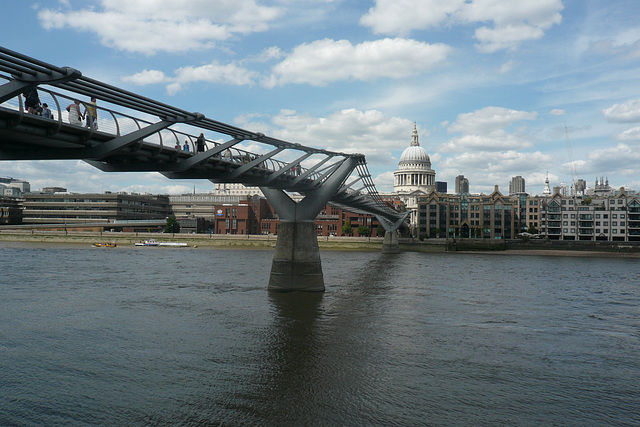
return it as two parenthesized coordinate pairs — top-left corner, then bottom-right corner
(1, 242), (639, 426)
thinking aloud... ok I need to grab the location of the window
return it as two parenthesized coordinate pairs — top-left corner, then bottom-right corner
(563, 228), (568, 233)
(621, 214), (626, 218)
(596, 214), (600, 218)
(613, 229), (617, 234)
(613, 214), (617, 219)
(621, 221), (626, 226)
(613, 221), (617, 226)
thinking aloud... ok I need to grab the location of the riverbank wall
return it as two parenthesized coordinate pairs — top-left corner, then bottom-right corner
(2, 230), (640, 255)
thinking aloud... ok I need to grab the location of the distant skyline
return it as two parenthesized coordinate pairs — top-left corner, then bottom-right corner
(2, 0), (640, 195)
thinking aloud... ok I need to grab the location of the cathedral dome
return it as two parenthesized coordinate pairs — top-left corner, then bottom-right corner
(398, 123), (431, 170)
(399, 145), (430, 164)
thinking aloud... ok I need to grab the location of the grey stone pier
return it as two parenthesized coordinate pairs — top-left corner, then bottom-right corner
(382, 230), (400, 254)
(268, 221), (324, 291)
(261, 157), (359, 292)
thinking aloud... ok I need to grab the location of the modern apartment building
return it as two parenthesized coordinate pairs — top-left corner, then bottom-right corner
(539, 191), (640, 241)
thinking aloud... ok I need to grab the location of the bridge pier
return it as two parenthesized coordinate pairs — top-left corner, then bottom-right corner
(268, 221), (324, 291)
(381, 230), (400, 254)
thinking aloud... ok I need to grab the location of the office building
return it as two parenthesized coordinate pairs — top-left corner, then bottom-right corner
(455, 175), (469, 194)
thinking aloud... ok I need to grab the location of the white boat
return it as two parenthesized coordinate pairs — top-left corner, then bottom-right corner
(134, 239), (188, 247)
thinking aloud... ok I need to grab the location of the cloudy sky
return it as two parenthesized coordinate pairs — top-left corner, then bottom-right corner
(2, 0), (640, 195)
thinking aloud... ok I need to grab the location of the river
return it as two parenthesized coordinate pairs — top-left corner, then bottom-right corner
(1, 242), (639, 426)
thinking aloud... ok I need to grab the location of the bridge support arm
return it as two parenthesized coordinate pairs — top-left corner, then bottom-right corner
(376, 212), (409, 254)
(85, 120), (174, 159)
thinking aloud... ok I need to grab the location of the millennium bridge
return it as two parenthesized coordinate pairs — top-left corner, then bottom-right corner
(0, 46), (407, 291)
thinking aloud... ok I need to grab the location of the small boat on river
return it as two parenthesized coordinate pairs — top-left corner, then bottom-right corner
(92, 242), (117, 248)
(134, 239), (188, 247)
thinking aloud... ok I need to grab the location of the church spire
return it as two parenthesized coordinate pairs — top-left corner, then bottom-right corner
(543, 171), (551, 196)
(411, 122), (419, 147)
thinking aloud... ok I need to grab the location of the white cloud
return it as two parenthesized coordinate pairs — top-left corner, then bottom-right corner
(442, 150), (552, 173)
(448, 106), (538, 134)
(37, 0), (281, 55)
(235, 108), (418, 166)
(360, 0), (464, 36)
(263, 38), (451, 87)
(122, 69), (168, 85)
(603, 99), (640, 122)
(617, 126), (640, 141)
(359, 0), (563, 52)
(586, 27), (640, 59)
(461, 0), (563, 53)
(580, 143), (640, 174)
(439, 131), (533, 152)
(550, 108), (565, 116)
(245, 46), (285, 63)
(499, 60), (517, 74)
(373, 171), (395, 192)
(435, 150), (554, 194)
(122, 61), (258, 94)
(174, 62), (258, 87)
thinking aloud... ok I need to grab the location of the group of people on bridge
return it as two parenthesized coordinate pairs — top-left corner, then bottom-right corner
(175, 133), (207, 154)
(22, 87), (98, 129)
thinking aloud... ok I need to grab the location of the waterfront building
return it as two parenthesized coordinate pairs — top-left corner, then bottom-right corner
(169, 194), (254, 220)
(539, 190), (640, 241)
(22, 192), (170, 225)
(393, 123), (436, 236)
(416, 185), (517, 239)
(0, 195), (22, 225)
(509, 176), (526, 195)
(0, 177), (30, 196)
(455, 175), (469, 194)
(2, 186), (22, 197)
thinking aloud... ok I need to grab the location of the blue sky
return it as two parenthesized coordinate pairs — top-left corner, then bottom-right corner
(2, 0), (640, 196)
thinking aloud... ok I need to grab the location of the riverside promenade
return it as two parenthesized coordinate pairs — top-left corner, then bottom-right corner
(1, 230), (640, 257)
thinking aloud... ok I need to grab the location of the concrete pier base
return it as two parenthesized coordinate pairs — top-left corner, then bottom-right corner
(381, 230), (399, 254)
(268, 221), (324, 292)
